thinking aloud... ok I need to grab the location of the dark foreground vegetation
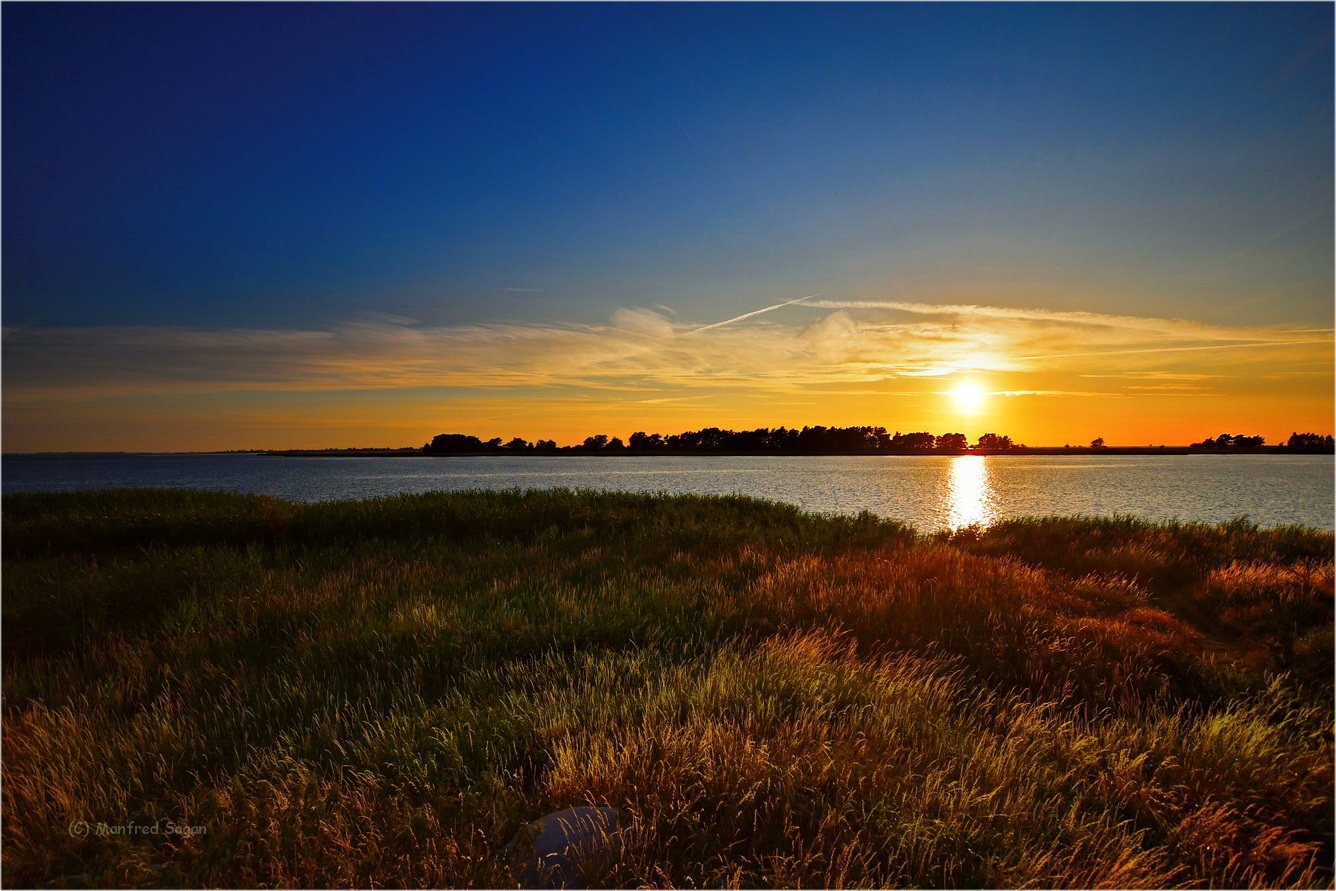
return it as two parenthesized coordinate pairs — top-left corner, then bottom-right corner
(3, 489), (1332, 888)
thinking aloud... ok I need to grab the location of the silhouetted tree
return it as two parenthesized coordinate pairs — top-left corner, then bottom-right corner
(935, 432), (968, 451)
(732, 428), (772, 452)
(607, 437), (625, 451)
(423, 433), (484, 454)
(892, 432), (937, 450)
(582, 434), (609, 451)
(628, 431), (664, 451)
(503, 437), (529, 451)
(1090, 437), (1106, 449)
(1287, 432), (1335, 451)
(976, 433), (1013, 450)
(1192, 433), (1266, 449)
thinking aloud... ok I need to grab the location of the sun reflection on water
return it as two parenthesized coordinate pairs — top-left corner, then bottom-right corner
(947, 455), (996, 529)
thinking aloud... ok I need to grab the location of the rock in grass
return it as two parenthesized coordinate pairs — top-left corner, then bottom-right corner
(504, 806), (628, 889)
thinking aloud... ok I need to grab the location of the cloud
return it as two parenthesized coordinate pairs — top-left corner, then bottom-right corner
(1014, 340), (1332, 361)
(897, 366), (960, 377)
(1079, 372), (1221, 380)
(794, 299), (1332, 376)
(3, 297), (1330, 412)
(804, 299), (1328, 344)
(634, 395), (714, 405)
(991, 390), (1127, 398)
(610, 307), (675, 339)
(802, 310), (863, 361)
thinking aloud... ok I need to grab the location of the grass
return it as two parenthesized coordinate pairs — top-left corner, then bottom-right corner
(2, 488), (1332, 888)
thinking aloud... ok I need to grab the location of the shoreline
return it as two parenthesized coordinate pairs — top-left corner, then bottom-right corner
(264, 445), (1332, 457)
(5, 446), (1332, 458)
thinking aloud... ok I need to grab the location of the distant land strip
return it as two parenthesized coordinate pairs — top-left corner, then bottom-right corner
(261, 426), (1334, 458)
(264, 446), (1329, 458)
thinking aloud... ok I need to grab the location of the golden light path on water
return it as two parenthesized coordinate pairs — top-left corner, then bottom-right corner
(946, 455), (997, 530)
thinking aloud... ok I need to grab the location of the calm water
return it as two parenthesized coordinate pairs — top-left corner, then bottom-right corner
(4, 452), (1332, 531)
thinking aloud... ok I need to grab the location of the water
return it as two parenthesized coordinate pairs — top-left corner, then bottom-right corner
(4, 452), (1332, 531)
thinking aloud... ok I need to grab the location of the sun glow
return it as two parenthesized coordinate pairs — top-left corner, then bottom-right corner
(951, 382), (987, 412)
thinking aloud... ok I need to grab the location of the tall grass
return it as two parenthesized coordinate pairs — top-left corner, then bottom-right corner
(3, 489), (1331, 888)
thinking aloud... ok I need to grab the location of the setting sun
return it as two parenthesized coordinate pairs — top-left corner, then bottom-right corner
(951, 382), (987, 412)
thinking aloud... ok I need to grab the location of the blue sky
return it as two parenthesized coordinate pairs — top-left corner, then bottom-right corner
(3, 2), (1332, 450)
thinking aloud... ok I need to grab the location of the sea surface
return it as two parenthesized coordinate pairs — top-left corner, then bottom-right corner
(4, 452), (1332, 531)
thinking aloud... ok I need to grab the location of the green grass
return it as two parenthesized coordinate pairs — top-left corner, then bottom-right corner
(3, 488), (1331, 888)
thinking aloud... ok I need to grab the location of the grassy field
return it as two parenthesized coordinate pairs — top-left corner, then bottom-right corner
(3, 488), (1332, 889)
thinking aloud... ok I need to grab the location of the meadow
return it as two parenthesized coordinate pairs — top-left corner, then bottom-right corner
(2, 488), (1332, 889)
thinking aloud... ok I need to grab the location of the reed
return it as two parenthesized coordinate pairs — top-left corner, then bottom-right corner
(3, 489), (1331, 888)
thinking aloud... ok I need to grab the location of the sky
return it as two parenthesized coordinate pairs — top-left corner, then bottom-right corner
(3, 2), (1332, 452)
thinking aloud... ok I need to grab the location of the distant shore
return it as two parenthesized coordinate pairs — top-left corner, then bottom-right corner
(258, 445), (1333, 457)
(4, 446), (1331, 458)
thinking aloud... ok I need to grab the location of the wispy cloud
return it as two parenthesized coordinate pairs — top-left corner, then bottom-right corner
(1014, 340), (1332, 361)
(804, 299), (1328, 344)
(991, 390), (1128, 398)
(634, 395), (713, 405)
(1080, 372), (1221, 380)
(3, 298), (1330, 416)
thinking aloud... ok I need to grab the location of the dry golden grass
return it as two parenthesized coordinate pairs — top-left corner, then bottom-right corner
(3, 490), (1331, 888)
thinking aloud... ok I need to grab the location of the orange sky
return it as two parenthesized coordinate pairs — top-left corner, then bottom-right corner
(4, 299), (1331, 452)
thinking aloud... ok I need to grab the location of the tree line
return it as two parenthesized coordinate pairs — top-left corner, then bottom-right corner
(421, 427), (1335, 455)
(1191, 432), (1334, 451)
(424, 426), (1022, 455)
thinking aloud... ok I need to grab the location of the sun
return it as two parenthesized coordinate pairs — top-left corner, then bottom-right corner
(951, 382), (987, 412)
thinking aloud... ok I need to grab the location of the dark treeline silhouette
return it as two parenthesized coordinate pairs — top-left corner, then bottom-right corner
(1283, 432), (1335, 452)
(420, 427), (1333, 456)
(1190, 433), (1266, 449)
(1185, 432), (1335, 452)
(423, 426), (1023, 455)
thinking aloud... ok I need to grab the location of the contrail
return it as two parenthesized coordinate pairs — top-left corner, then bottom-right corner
(684, 293), (822, 335)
